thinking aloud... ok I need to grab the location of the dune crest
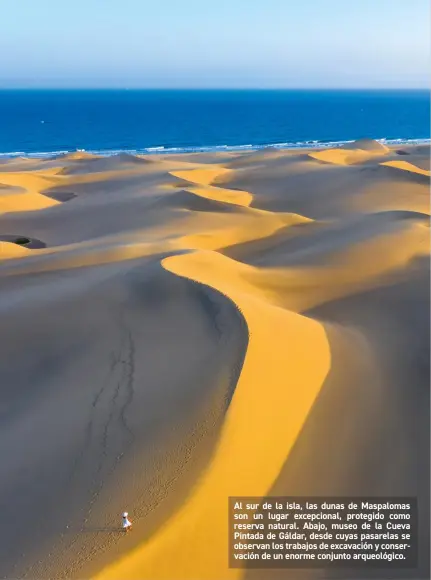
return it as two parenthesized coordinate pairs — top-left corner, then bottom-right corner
(308, 138), (390, 165)
(62, 151), (102, 161)
(0, 172), (61, 213)
(343, 138), (390, 152)
(170, 166), (232, 186)
(0, 240), (30, 259)
(95, 250), (331, 580)
(380, 159), (431, 177)
(185, 184), (252, 207)
(58, 153), (152, 176)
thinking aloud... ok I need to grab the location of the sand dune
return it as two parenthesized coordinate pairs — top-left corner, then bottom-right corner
(380, 159), (431, 177)
(0, 239), (31, 259)
(0, 143), (429, 580)
(308, 139), (390, 166)
(215, 154), (430, 218)
(61, 151), (102, 160)
(0, 233), (45, 252)
(0, 172), (61, 212)
(343, 138), (390, 152)
(59, 153), (153, 175)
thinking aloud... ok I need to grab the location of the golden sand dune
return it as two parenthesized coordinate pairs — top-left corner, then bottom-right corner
(0, 143), (429, 580)
(59, 153), (153, 175)
(343, 138), (390, 152)
(96, 250), (330, 580)
(308, 139), (390, 166)
(62, 151), (102, 161)
(380, 159), (431, 177)
(153, 151), (243, 165)
(170, 166), (233, 186)
(225, 148), (290, 168)
(169, 164), (253, 206)
(0, 172), (61, 213)
(214, 152), (430, 218)
(0, 240), (31, 259)
(181, 184), (252, 207)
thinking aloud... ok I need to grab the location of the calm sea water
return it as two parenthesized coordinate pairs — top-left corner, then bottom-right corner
(0, 89), (429, 157)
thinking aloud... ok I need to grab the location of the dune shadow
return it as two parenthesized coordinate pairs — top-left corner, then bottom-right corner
(0, 234), (46, 249)
(44, 190), (77, 202)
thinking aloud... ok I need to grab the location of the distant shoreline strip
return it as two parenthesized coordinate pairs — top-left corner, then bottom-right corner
(0, 137), (429, 159)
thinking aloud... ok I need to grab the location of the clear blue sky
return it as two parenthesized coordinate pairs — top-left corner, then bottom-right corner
(1, 0), (429, 88)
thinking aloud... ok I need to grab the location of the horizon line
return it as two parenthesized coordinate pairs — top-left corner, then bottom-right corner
(0, 86), (429, 91)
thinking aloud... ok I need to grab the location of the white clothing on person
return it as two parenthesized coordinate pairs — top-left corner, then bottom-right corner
(122, 512), (132, 529)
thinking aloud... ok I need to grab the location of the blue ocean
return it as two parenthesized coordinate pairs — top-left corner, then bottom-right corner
(0, 89), (429, 157)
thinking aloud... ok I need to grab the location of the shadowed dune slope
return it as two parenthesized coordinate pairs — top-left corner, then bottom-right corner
(0, 144), (429, 580)
(58, 153), (154, 175)
(0, 258), (248, 579)
(215, 151), (430, 217)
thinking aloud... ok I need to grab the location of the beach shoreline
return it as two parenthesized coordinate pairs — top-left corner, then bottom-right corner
(0, 137), (430, 160)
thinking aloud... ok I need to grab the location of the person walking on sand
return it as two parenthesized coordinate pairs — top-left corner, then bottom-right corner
(122, 511), (132, 532)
